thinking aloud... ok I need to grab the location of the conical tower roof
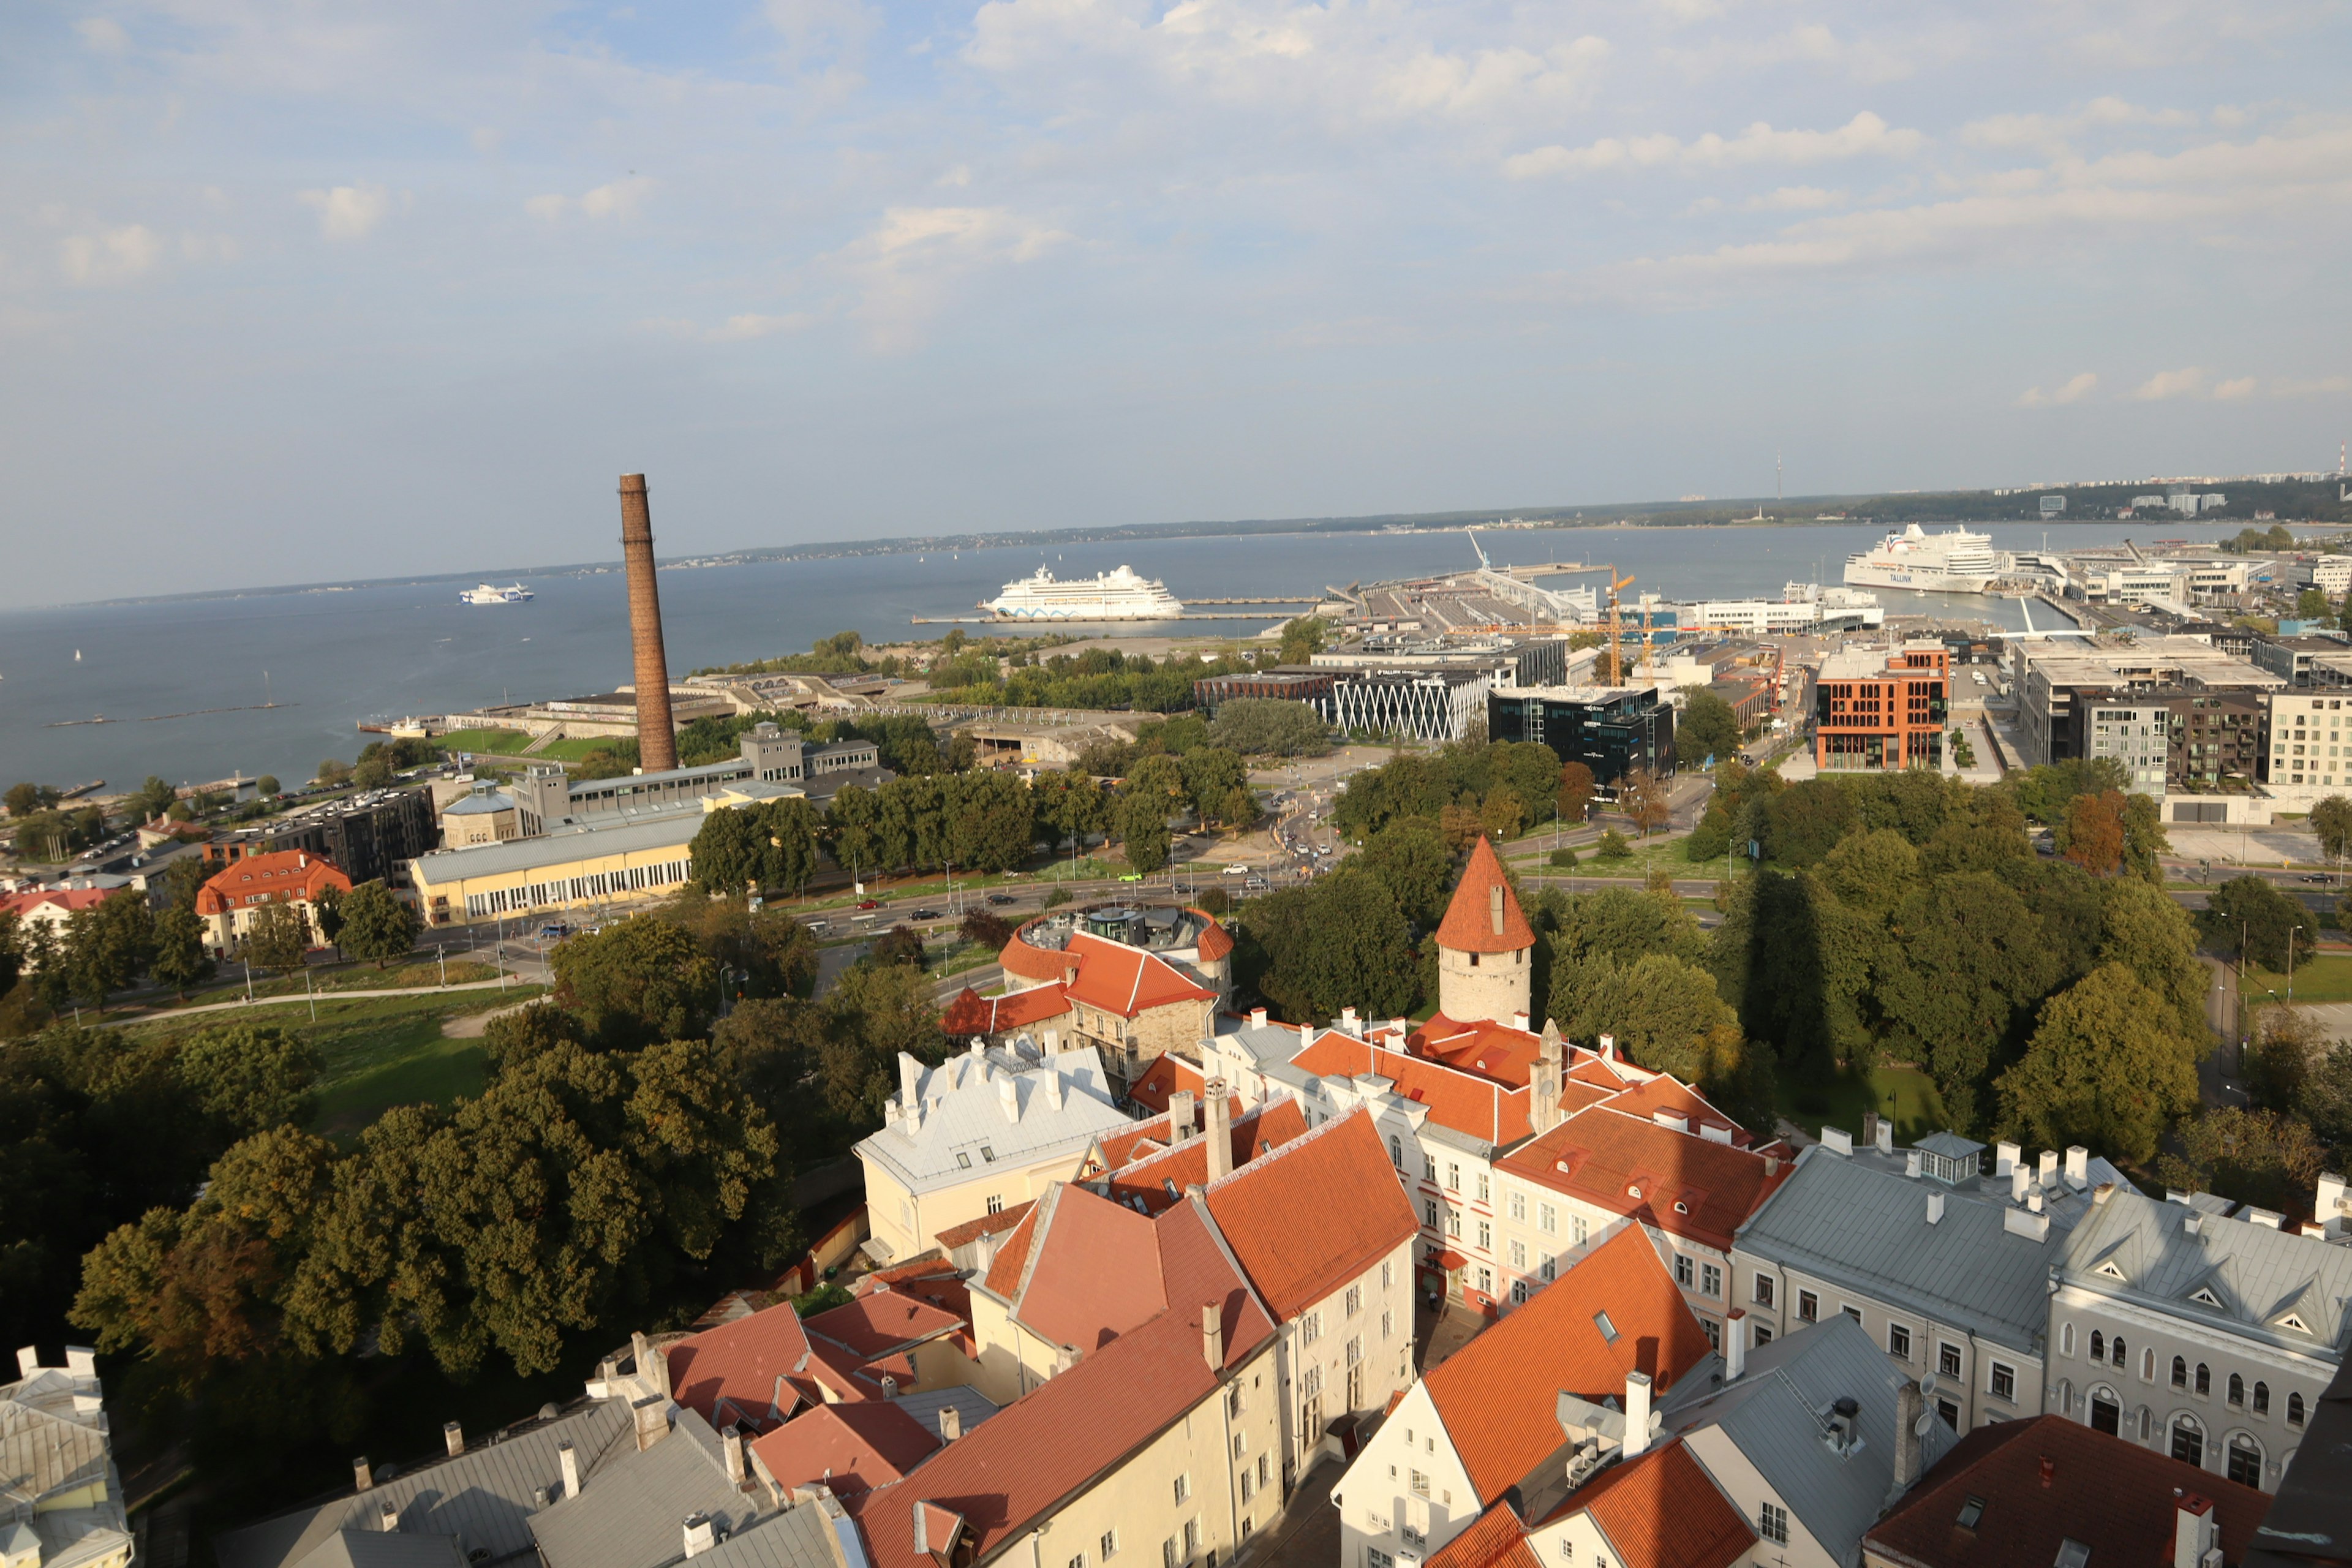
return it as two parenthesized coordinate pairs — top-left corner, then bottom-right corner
(1435, 835), (1534, 954)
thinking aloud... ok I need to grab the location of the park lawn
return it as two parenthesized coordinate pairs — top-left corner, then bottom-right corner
(1779, 1062), (1949, 1142)
(2242, 954), (2352, 1004)
(167, 959), (507, 1007)
(533, 735), (628, 761)
(435, 727), (535, 754)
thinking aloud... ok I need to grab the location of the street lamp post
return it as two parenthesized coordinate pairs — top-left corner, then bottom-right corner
(2290, 925), (2305, 1002)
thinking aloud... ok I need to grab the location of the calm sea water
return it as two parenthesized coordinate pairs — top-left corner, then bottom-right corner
(0, 521), (2247, 791)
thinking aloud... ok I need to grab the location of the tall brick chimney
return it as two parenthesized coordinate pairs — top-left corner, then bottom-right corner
(617, 473), (679, 772)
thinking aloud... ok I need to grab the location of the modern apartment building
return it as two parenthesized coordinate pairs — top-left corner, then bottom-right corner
(2011, 638), (2281, 768)
(1812, 640), (1948, 772)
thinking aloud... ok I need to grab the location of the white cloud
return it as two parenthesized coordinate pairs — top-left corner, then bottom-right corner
(2135, 367), (2204, 401)
(77, 17), (129, 54)
(59, 224), (159, 285)
(1747, 185), (1844, 211)
(2213, 376), (2257, 400)
(710, 312), (813, 341)
(300, 183), (390, 241)
(831, 205), (1069, 351)
(1962, 96), (2196, 153)
(2018, 372), (2097, 407)
(527, 177), (655, 222)
(178, 232), (239, 263)
(2272, 376), (2352, 398)
(1660, 22), (1928, 85)
(1505, 111), (1920, 180)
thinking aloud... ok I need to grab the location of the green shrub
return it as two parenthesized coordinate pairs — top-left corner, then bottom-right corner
(1595, 830), (1632, 861)
(1549, 848), (1578, 868)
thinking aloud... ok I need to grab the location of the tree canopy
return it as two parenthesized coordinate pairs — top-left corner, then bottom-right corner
(1996, 963), (2201, 1163)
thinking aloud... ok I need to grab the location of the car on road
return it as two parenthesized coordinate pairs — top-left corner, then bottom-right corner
(1224, 864), (1250, 874)
(910, 908), (943, 921)
(1119, 873), (1144, 883)
(2302, 873), (2332, 884)
(856, 899), (881, 910)
(1245, 876), (1268, 889)
(987, 892), (1019, 906)
(538, 922), (570, 940)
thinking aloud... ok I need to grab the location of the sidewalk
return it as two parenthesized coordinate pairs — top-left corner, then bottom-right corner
(96, 971), (537, 1028)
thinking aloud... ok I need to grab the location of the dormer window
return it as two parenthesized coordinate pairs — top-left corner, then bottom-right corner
(2095, 1262), (2125, 1280)
(2190, 1287), (2222, 1309)
(2275, 1313), (2310, 1335)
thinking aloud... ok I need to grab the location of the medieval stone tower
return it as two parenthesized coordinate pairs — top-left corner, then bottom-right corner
(1434, 835), (1534, 1023)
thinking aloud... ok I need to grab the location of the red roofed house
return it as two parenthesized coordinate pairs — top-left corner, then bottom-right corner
(858, 1194), (1283, 1568)
(1434, 837), (1535, 1025)
(938, 981), (1072, 1048)
(1331, 1223), (1721, 1568)
(1426, 1440), (1755, 1568)
(749, 1399), (940, 1502)
(192, 849), (353, 956)
(1087, 1096), (1308, 1215)
(995, 905), (1231, 1083)
(1496, 1101), (1792, 1351)
(0, 887), (114, 958)
(662, 1302), (821, 1434)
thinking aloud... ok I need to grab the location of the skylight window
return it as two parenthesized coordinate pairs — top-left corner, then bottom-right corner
(2054, 1540), (2090, 1568)
(1593, 1311), (1619, 1344)
(956, 1152), (971, 1169)
(1956, 1498), (1985, 1529)
(2190, 1288), (2221, 1308)
(981, 1146), (997, 1163)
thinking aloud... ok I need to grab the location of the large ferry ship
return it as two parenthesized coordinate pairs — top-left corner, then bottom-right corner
(1842, 524), (2000, 593)
(982, 564), (1184, 621)
(458, 582), (534, 605)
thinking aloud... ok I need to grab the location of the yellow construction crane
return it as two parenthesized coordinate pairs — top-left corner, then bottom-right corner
(1605, 570), (1635, 685)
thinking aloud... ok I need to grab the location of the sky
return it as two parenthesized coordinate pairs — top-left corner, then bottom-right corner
(4, 0), (2350, 606)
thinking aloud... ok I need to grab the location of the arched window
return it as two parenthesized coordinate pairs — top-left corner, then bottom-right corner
(2227, 1434), (2263, 1488)
(2172, 1415), (2204, 1469)
(2253, 1382), (2270, 1415)
(2196, 1363), (2212, 1397)
(2228, 1373), (2245, 1408)
(2111, 1336), (2127, 1368)
(2289, 1392), (2307, 1427)
(2172, 1357), (2188, 1389)
(2141, 1348), (2156, 1382)
(2089, 1331), (2105, 1362)
(2063, 1323), (2076, 1357)
(2138, 1406), (2152, 1442)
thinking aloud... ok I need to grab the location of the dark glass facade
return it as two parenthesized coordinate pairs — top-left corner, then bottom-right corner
(1485, 689), (1676, 788)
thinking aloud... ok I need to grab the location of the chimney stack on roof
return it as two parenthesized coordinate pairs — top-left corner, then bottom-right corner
(1043, 1070), (1064, 1112)
(938, 1404), (962, 1442)
(2065, 1145), (2089, 1188)
(380, 1502), (400, 1534)
(1725, 1310), (1746, 1382)
(559, 1442), (581, 1499)
(1876, 1117), (1894, 1153)
(1511, 1011), (1531, 1033)
(633, 1394), (671, 1452)
(1622, 1371), (1653, 1458)
(353, 1458), (374, 1494)
(899, 1054), (922, 1114)
(1250, 1008), (1268, 1028)
(1054, 1344), (1079, 1375)
(1202, 1302), (1224, 1370)
(1204, 1077), (1234, 1182)
(722, 1426), (746, 1486)
(998, 1074), (1022, 1124)
(2173, 1491), (2219, 1568)
(1861, 1111), (1879, 1148)
(1168, 1088), (1196, 1141)
(1905, 1150), (1923, 1178)
(1890, 1379), (1925, 1501)
(2037, 1149), (2059, 1188)
(682, 1513), (717, 1560)
(443, 1422), (465, 1458)
(2011, 1163), (2029, 1204)
(617, 475), (679, 773)
(1821, 1126), (1854, 1156)
(1341, 1007), (1360, 1035)
(1927, 1191), (1945, 1225)
(1599, 1033), (1616, 1062)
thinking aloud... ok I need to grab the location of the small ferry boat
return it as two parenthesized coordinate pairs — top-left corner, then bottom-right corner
(459, 582), (535, 605)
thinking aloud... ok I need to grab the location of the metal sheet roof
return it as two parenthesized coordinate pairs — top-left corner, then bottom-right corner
(409, 813), (704, 884)
(529, 1410), (771, 1568)
(2057, 1186), (2352, 1355)
(854, 1047), (1131, 1198)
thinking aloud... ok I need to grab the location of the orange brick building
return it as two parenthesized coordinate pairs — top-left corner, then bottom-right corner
(1813, 639), (1950, 771)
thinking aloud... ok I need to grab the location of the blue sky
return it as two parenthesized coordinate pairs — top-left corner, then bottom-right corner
(4, 0), (2348, 605)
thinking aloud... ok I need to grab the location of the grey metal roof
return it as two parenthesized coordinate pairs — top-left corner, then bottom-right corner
(688, 1504), (841, 1568)
(2056, 1186), (2352, 1355)
(854, 1047), (1131, 1197)
(408, 813), (704, 884)
(1667, 1313), (1959, 1568)
(1733, 1145), (2077, 1354)
(290, 1531), (469, 1568)
(568, 758), (752, 797)
(213, 1398), (634, 1568)
(1912, 1132), (1984, 1161)
(887, 1387), (1001, 1444)
(443, 793), (517, 817)
(529, 1409), (771, 1568)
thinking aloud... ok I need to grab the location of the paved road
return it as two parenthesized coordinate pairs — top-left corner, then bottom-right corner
(96, 971), (534, 1028)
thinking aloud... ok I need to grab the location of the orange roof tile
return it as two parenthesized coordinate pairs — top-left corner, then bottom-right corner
(1436, 837), (1533, 955)
(935, 1202), (1033, 1253)
(1192, 916), (1234, 960)
(1060, 931), (1217, 1019)
(1422, 1225), (1714, 1506)
(998, 924), (1080, 984)
(1128, 1053), (1204, 1115)
(938, 982), (1071, 1038)
(1548, 1439), (1755, 1568)
(750, 1400), (939, 1498)
(1289, 1031), (1532, 1145)
(979, 1201), (1045, 1300)
(1000, 1185), (1169, 1352)
(1568, 1052), (1640, 1090)
(1498, 1105), (1789, 1253)
(193, 849), (353, 917)
(1409, 1013), (1542, 1088)
(858, 1202), (1276, 1568)
(1098, 1099), (1310, 1215)
(1427, 1502), (1542, 1568)
(1200, 1109), (1419, 1322)
(1600, 1076), (1747, 1144)
(807, 1289), (968, 1359)
(0, 888), (112, 919)
(663, 1302), (815, 1434)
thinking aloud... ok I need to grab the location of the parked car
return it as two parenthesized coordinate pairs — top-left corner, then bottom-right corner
(2302, 872), (2332, 884)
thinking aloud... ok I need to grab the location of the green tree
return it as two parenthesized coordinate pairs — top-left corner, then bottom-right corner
(1180, 748), (1251, 828)
(2158, 1108), (2329, 1215)
(2063, 789), (2127, 876)
(2312, 796), (2352, 865)
(316, 759), (352, 788)
(352, 756), (394, 790)
(162, 854), (211, 911)
(2097, 877), (2208, 1037)
(820, 959), (946, 1121)
(180, 1022), (323, 1135)
(2199, 875), (2313, 972)
(691, 798), (823, 895)
(1765, 778), (1856, 866)
(1594, 829), (1632, 860)
(1276, 616), (1327, 666)
(1207, 699), (1331, 758)
(1491, 742), (1563, 827)
(2300, 1037), (2352, 1153)
(1240, 870), (1418, 1022)
(1678, 688), (1743, 766)
(1556, 761), (1596, 826)
(135, 776), (179, 820)
(240, 902), (309, 974)
(1996, 963), (2201, 1164)
(1620, 766), (1670, 837)
(1554, 950), (1750, 1090)
(481, 1001), (588, 1071)
(574, 747), (634, 781)
(6, 783), (59, 818)
(1880, 872), (2056, 1130)
(2297, 588), (2332, 621)
(2120, 793), (2168, 883)
(311, 884), (344, 954)
(1480, 787), (1527, 843)
(659, 892), (819, 1000)
(64, 889), (157, 1008)
(151, 905), (215, 999)
(256, 775), (281, 798)
(549, 915), (718, 1049)
(336, 879), (420, 970)
(1354, 816), (1453, 925)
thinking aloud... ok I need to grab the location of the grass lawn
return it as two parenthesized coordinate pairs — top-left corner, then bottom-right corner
(533, 735), (628, 761)
(160, 958), (505, 1008)
(435, 727), (534, 754)
(2243, 954), (2352, 1003)
(119, 987), (542, 1139)
(1778, 1062), (1949, 1141)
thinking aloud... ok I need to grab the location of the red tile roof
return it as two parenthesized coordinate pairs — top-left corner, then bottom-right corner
(935, 1202), (1033, 1253)
(938, 983), (1071, 1039)
(1599, 1076), (1746, 1142)
(1436, 837), (1533, 955)
(1865, 1415), (2271, 1568)
(982, 1184), (1171, 1353)
(1128, 1053), (1205, 1115)
(1568, 1052), (1640, 1090)
(1290, 1031), (1532, 1145)
(1098, 1099), (1311, 1215)
(858, 1200), (1275, 1568)
(1060, 931), (1217, 1019)
(664, 1302), (816, 1434)
(806, 1289), (968, 1359)
(1498, 1104), (1789, 1253)
(998, 926), (1080, 984)
(1545, 1440), (1755, 1568)
(979, 1202), (1044, 1300)
(1422, 1224), (1714, 1506)
(1200, 1108), (1419, 1322)
(750, 1400), (940, 1498)
(0, 888), (113, 919)
(1409, 1014), (1544, 1087)
(1427, 1502), (1542, 1568)
(194, 849), (353, 916)
(1191, 916), (1234, 961)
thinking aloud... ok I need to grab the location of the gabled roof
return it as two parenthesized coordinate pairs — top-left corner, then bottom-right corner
(1499, 1105), (1789, 1253)
(1098, 1099), (1311, 1216)
(854, 1046), (1131, 1200)
(1200, 1108), (1419, 1321)
(1599, 1076), (1746, 1144)
(1409, 1013), (1544, 1087)
(935, 1202), (1033, 1254)
(2056, 1186), (2352, 1354)
(1292, 1030), (1535, 1144)
(194, 850), (353, 916)
(1543, 1440), (1755, 1568)
(530, 1408), (769, 1568)
(1865, 1414), (2270, 1568)
(1425, 1504), (1540, 1568)
(938, 984), (1071, 1039)
(981, 1183), (1170, 1353)
(1128, 1053), (1207, 1116)
(665, 1303), (815, 1433)
(1192, 917), (1234, 961)
(749, 1401), (940, 1498)
(1423, 1225), (1716, 1507)
(806, 1289), (968, 1360)
(1436, 837), (1534, 955)
(858, 1200), (1275, 1568)
(0, 888), (111, 919)
(1059, 931), (1218, 1019)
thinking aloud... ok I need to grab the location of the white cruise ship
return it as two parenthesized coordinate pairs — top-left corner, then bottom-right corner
(459, 582), (533, 605)
(982, 565), (1183, 621)
(1842, 524), (2000, 593)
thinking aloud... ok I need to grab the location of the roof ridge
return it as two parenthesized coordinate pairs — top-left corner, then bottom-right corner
(1199, 1102), (1366, 1196)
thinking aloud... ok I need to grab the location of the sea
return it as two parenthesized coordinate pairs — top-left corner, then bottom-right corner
(0, 520), (2255, 793)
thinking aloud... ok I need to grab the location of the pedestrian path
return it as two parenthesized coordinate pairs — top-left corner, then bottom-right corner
(97, 972), (535, 1027)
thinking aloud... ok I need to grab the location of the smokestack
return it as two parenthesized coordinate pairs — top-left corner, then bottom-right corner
(1204, 1078), (1233, 1182)
(1891, 1380), (1925, 1496)
(617, 474), (679, 772)
(938, 1404), (962, 1442)
(1725, 1310), (1746, 1381)
(559, 1442), (581, 1499)
(1202, 1302), (1223, 1370)
(353, 1458), (375, 1494)
(723, 1426), (747, 1486)
(443, 1421), (465, 1457)
(2174, 1491), (2218, 1568)
(1622, 1371), (1653, 1458)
